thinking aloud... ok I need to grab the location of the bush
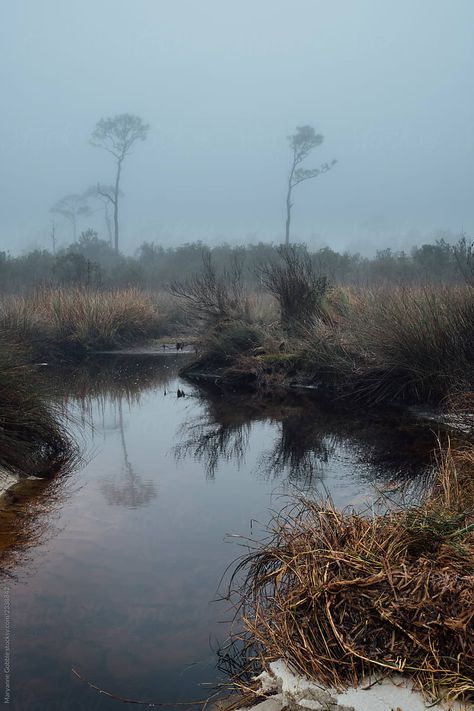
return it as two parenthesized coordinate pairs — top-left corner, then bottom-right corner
(169, 251), (250, 327)
(199, 321), (264, 368)
(259, 246), (328, 336)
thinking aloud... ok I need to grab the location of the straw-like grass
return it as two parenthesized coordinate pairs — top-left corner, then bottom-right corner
(301, 285), (474, 404)
(224, 444), (474, 705)
(182, 284), (474, 405)
(0, 287), (165, 358)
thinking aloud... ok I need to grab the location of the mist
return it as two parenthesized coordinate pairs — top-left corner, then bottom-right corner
(1, 0), (473, 254)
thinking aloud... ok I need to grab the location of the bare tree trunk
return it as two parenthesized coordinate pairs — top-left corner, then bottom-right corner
(104, 203), (113, 247)
(285, 183), (292, 246)
(114, 159), (122, 253)
(285, 156), (296, 246)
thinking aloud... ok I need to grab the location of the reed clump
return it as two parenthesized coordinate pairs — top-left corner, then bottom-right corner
(226, 445), (474, 705)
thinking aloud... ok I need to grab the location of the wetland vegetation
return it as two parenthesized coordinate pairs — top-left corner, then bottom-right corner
(1, 238), (474, 708)
(2, 2), (474, 708)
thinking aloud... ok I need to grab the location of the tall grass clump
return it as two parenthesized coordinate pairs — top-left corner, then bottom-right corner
(0, 287), (164, 358)
(299, 285), (474, 404)
(259, 245), (329, 336)
(355, 286), (474, 402)
(225, 443), (474, 706)
(0, 337), (77, 477)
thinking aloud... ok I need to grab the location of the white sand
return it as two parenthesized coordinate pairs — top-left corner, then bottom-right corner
(237, 659), (471, 711)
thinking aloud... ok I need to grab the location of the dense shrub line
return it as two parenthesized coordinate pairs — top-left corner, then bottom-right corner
(1, 232), (474, 292)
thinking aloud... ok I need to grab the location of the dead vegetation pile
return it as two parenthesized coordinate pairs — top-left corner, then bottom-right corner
(225, 445), (474, 706)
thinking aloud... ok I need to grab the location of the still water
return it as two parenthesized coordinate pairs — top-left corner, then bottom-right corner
(0, 355), (439, 710)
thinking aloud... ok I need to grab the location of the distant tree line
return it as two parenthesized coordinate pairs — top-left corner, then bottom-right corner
(0, 232), (473, 293)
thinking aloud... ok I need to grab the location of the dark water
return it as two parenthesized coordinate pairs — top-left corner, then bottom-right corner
(0, 355), (440, 710)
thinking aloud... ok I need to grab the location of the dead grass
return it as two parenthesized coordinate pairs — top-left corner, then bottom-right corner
(0, 287), (166, 357)
(299, 285), (474, 404)
(224, 443), (474, 706)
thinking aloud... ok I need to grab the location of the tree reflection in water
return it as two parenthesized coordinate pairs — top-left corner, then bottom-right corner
(101, 398), (156, 508)
(176, 384), (444, 497)
(44, 354), (189, 509)
(176, 397), (335, 484)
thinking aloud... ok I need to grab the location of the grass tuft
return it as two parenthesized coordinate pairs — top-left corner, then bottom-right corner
(224, 444), (474, 705)
(0, 337), (78, 478)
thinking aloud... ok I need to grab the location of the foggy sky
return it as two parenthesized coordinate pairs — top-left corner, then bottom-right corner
(1, 1), (473, 255)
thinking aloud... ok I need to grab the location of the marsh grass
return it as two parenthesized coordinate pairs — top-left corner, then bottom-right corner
(224, 443), (474, 706)
(298, 285), (474, 404)
(0, 287), (165, 358)
(0, 338), (78, 478)
(258, 246), (329, 336)
(185, 284), (474, 405)
(356, 286), (474, 401)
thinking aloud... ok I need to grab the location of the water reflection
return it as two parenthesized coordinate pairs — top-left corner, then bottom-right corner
(43, 355), (189, 510)
(47, 353), (190, 411)
(177, 383), (442, 494)
(0, 474), (73, 578)
(100, 399), (157, 508)
(0, 355), (457, 709)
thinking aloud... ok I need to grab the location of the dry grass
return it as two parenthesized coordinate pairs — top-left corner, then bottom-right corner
(258, 246), (329, 335)
(224, 443), (474, 706)
(183, 284), (474, 405)
(300, 285), (474, 404)
(0, 287), (166, 357)
(0, 338), (78, 477)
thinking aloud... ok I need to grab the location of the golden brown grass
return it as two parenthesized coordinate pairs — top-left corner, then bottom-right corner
(0, 287), (166, 357)
(300, 285), (474, 403)
(225, 443), (474, 706)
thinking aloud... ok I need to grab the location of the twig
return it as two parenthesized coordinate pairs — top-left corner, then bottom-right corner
(71, 668), (212, 707)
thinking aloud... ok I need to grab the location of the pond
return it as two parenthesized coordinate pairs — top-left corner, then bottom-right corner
(0, 355), (442, 710)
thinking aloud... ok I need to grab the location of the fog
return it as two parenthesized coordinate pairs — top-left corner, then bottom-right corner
(1, 0), (473, 254)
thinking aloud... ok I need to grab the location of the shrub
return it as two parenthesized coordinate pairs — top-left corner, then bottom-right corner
(259, 246), (328, 336)
(198, 321), (264, 369)
(169, 252), (249, 327)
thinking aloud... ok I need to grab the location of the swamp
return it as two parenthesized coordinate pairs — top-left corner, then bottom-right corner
(0, 349), (471, 710)
(1, 3), (474, 708)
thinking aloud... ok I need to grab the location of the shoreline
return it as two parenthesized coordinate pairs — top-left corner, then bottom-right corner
(237, 660), (470, 711)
